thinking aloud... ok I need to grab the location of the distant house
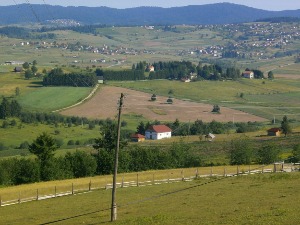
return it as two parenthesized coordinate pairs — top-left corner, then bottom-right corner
(145, 125), (172, 140)
(97, 76), (104, 84)
(14, 67), (23, 72)
(242, 71), (254, 79)
(5, 61), (25, 65)
(181, 77), (191, 82)
(131, 134), (145, 142)
(267, 128), (281, 136)
(148, 65), (155, 72)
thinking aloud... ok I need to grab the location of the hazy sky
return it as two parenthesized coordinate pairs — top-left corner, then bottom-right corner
(1, 0), (300, 11)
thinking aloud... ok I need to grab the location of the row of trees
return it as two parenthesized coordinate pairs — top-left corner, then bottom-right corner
(0, 26), (56, 39)
(229, 138), (299, 165)
(0, 97), (22, 119)
(136, 119), (261, 136)
(43, 68), (97, 87)
(1, 124), (298, 186)
(100, 69), (145, 81)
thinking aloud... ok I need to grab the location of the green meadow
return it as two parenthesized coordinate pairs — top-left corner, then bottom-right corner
(0, 172), (299, 225)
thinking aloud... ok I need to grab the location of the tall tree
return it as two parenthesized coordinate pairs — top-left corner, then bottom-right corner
(281, 115), (292, 137)
(268, 71), (274, 80)
(28, 133), (58, 180)
(257, 143), (280, 164)
(93, 123), (127, 174)
(136, 121), (146, 135)
(22, 62), (29, 69)
(0, 97), (11, 119)
(229, 137), (253, 165)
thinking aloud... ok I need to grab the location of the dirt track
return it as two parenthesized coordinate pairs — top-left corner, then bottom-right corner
(61, 86), (266, 123)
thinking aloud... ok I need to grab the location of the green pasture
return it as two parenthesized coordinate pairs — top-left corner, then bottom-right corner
(0, 72), (42, 97)
(0, 119), (100, 151)
(0, 172), (299, 225)
(17, 86), (92, 111)
(109, 78), (300, 105)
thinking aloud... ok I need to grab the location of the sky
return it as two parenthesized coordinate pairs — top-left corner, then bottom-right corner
(1, 0), (300, 11)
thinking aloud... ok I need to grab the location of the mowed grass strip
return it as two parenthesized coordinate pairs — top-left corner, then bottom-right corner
(109, 79), (300, 104)
(0, 165), (273, 204)
(0, 172), (298, 225)
(18, 86), (93, 111)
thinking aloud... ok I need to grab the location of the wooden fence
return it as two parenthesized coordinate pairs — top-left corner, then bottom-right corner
(1, 164), (297, 207)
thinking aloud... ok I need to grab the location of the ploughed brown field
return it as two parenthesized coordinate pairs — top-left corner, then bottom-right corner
(61, 86), (266, 123)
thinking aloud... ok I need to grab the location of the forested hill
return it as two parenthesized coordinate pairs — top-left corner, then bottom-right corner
(1, 3), (300, 25)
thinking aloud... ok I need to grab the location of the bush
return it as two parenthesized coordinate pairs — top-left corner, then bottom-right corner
(19, 141), (29, 149)
(54, 138), (64, 147)
(67, 140), (75, 145)
(0, 142), (7, 151)
(167, 97), (173, 104)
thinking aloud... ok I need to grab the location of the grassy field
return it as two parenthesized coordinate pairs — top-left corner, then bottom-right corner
(0, 171), (298, 225)
(109, 79), (300, 121)
(17, 86), (93, 111)
(0, 119), (100, 153)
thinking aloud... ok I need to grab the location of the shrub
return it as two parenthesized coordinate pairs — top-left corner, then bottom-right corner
(167, 97), (173, 104)
(19, 141), (29, 149)
(67, 140), (75, 145)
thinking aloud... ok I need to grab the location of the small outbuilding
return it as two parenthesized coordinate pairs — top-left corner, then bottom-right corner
(14, 67), (23, 72)
(131, 134), (145, 142)
(205, 133), (216, 141)
(267, 128), (281, 136)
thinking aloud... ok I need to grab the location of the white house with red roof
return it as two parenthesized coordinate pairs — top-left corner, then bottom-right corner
(145, 125), (172, 140)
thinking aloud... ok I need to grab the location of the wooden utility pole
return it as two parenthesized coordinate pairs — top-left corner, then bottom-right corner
(111, 93), (124, 222)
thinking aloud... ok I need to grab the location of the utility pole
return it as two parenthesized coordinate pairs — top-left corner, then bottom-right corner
(111, 93), (124, 222)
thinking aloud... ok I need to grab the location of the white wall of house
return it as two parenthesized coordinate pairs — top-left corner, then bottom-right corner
(145, 131), (172, 140)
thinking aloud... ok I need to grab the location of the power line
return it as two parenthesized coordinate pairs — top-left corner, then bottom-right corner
(39, 164), (270, 224)
(25, 0), (41, 23)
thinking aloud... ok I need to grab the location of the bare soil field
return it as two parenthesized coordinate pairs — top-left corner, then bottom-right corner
(61, 86), (266, 122)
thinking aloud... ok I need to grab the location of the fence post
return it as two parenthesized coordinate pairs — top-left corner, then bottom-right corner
(262, 165), (264, 173)
(0, 195), (2, 206)
(36, 189), (39, 201)
(72, 183), (74, 195)
(89, 180), (92, 191)
(55, 186), (57, 198)
(137, 174), (139, 187)
(18, 192), (21, 204)
(121, 177), (124, 188)
(181, 170), (184, 181)
(210, 166), (213, 177)
(248, 165), (251, 174)
(195, 168), (199, 179)
(224, 167), (226, 177)
(273, 163), (276, 173)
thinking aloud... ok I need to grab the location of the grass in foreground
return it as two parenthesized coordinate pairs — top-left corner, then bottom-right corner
(0, 172), (299, 225)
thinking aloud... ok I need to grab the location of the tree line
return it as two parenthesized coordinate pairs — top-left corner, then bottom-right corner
(43, 68), (97, 87)
(0, 97), (22, 120)
(1, 123), (298, 186)
(97, 69), (145, 81)
(0, 26), (56, 39)
(136, 119), (261, 136)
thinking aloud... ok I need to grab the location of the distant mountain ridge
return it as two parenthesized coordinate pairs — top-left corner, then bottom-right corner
(1, 3), (300, 25)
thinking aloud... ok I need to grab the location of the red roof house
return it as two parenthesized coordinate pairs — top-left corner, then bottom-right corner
(131, 134), (145, 142)
(145, 125), (172, 140)
(267, 128), (281, 136)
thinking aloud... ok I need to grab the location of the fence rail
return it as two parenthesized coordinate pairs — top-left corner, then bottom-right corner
(0, 164), (298, 207)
